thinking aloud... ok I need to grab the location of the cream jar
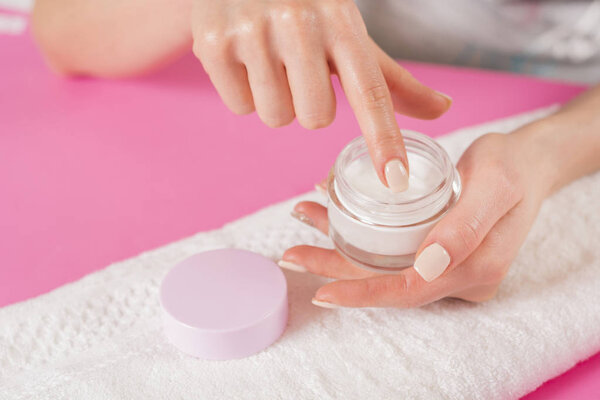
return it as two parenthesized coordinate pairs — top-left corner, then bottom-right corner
(327, 130), (461, 273)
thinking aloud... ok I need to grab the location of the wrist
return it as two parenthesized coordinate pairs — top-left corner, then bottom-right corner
(508, 115), (569, 200)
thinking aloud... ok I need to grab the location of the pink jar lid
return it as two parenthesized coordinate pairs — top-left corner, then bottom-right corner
(159, 249), (288, 360)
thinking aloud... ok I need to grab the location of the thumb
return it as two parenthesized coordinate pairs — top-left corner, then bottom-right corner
(412, 164), (520, 282)
(373, 40), (452, 120)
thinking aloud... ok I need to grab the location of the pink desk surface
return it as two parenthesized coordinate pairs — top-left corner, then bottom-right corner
(1, 32), (598, 399)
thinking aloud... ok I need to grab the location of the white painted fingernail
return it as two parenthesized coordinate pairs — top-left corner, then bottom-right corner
(435, 90), (453, 106)
(414, 243), (451, 282)
(278, 260), (307, 273)
(311, 299), (339, 309)
(384, 159), (409, 193)
(315, 183), (327, 196)
(290, 211), (315, 227)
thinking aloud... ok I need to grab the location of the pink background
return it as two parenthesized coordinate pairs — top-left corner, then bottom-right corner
(1, 32), (598, 399)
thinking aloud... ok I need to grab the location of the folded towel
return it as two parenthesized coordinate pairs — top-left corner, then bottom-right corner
(1, 106), (599, 400)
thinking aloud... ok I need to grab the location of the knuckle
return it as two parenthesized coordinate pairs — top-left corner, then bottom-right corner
(494, 164), (522, 205)
(271, 2), (311, 25)
(237, 21), (261, 41)
(361, 83), (389, 108)
(387, 274), (410, 295)
(453, 215), (484, 253)
(193, 30), (228, 61)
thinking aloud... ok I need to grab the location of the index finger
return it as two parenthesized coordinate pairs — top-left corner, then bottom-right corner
(330, 35), (409, 193)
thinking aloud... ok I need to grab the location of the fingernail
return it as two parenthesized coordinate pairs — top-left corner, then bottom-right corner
(291, 211), (314, 227)
(414, 243), (451, 282)
(435, 90), (453, 107)
(311, 298), (340, 309)
(384, 159), (409, 193)
(314, 182), (327, 196)
(278, 260), (307, 273)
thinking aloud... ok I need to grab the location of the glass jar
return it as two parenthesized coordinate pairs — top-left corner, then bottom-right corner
(327, 130), (461, 274)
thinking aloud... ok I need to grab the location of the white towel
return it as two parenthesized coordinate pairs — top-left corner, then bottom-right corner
(1, 106), (599, 400)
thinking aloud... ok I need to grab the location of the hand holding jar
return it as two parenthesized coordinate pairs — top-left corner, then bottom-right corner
(279, 86), (600, 308)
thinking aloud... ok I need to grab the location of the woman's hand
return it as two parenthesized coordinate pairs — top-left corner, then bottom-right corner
(191, 0), (451, 191)
(279, 130), (554, 308)
(32, 0), (451, 190)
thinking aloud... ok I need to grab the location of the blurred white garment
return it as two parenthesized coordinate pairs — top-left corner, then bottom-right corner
(0, 0), (33, 13)
(0, 0), (31, 35)
(0, 13), (26, 34)
(355, 0), (600, 83)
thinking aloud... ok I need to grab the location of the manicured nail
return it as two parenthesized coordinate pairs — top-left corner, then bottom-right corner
(414, 243), (451, 282)
(435, 90), (453, 108)
(311, 299), (339, 309)
(384, 159), (409, 193)
(278, 260), (307, 273)
(291, 210), (314, 227)
(314, 182), (327, 196)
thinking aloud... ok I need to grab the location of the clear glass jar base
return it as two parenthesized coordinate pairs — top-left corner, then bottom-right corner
(330, 229), (414, 274)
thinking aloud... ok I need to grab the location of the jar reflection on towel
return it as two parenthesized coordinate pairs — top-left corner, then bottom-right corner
(327, 131), (461, 274)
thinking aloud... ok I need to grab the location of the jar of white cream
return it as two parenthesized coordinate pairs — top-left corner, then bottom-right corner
(327, 130), (461, 273)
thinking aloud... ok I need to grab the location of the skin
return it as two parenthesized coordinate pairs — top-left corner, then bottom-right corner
(283, 85), (600, 307)
(30, 0), (452, 188)
(30, 0), (600, 307)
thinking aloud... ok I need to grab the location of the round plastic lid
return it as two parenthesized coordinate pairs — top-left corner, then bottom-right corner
(159, 249), (288, 360)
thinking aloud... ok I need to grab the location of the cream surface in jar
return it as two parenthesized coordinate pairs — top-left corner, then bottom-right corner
(327, 131), (461, 273)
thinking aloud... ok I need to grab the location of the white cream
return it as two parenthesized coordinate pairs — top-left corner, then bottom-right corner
(344, 152), (443, 204)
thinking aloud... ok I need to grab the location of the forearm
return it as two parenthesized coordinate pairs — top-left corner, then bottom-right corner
(512, 84), (600, 197)
(31, 0), (193, 77)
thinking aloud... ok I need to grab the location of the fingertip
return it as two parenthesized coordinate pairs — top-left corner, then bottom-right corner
(315, 181), (328, 196)
(292, 201), (329, 234)
(413, 243), (451, 282)
(280, 245), (305, 264)
(229, 102), (255, 115)
(277, 259), (307, 273)
(434, 90), (453, 108)
(383, 158), (409, 193)
(313, 283), (339, 304)
(367, 137), (410, 192)
(311, 298), (341, 309)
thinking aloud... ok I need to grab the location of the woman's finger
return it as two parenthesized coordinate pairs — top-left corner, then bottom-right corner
(312, 265), (467, 308)
(192, 35), (255, 115)
(373, 40), (452, 120)
(239, 26), (295, 127)
(291, 201), (328, 234)
(325, 7), (409, 192)
(275, 17), (336, 129)
(315, 179), (328, 196)
(279, 245), (378, 279)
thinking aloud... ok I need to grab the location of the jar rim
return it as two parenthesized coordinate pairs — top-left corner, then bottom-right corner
(330, 131), (461, 226)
